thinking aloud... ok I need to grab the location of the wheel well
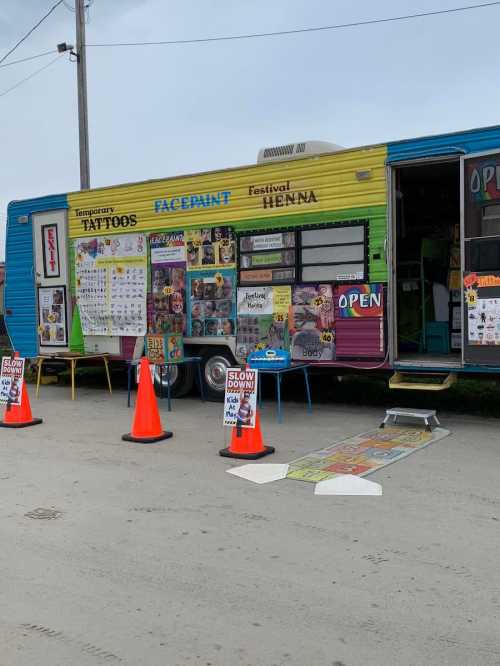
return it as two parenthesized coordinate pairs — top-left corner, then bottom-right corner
(198, 345), (237, 364)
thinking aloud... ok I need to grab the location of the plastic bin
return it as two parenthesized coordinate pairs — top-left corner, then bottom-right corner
(425, 321), (450, 354)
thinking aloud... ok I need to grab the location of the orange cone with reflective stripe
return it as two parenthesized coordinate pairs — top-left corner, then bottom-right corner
(0, 376), (43, 428)
(122, 357), (172, 443)
(220, 409), (274, 460)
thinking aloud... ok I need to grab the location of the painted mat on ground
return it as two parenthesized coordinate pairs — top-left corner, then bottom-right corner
(287, 425), (450, 483)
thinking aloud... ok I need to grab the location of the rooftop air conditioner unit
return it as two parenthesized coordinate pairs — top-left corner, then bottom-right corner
(257, 140), (343, 164)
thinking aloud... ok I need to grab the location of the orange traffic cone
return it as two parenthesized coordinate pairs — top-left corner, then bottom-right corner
(122, 357), (172, 443)
(220, 410), (274, 459)
(0, 381), (43, 428)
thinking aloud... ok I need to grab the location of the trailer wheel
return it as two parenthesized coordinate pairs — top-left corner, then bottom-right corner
(153, 362), (194, 398)
(200, 347), (235, 402)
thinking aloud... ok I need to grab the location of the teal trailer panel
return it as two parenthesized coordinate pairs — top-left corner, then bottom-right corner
(387, 124), (500, 162)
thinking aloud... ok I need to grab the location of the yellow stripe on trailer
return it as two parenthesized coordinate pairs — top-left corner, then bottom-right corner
(67, 145), (387, 238)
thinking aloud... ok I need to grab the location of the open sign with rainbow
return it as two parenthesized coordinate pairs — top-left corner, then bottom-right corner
(336, 284), (384, 318)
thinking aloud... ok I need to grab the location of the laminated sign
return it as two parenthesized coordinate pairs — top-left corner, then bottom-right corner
(75, 233), (147, 336)
(223, 368), (258, 429)
(0, 356), (25, 406)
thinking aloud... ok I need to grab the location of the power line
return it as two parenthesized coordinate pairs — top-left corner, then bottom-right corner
(86, 1), (500, 48)
(0, 54), (64, 99)
(0, 50), (57, 70)
(0, 0), (65, 66)
(63, 0), (94, 18)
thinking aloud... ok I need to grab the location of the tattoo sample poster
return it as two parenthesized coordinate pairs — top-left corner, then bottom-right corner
(466, 297), (500, 345)
(187, 269), (236, 337)
(185, 226), (235, 270)
(289, 284), (335, 361)
(75, 233), (147, 336)
(149, 232), (186, 335)
(463, 273), (500, 364)
(38, 285), (67, 346)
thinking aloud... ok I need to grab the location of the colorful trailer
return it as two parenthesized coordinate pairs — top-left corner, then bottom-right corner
(5, 123), (500, 398)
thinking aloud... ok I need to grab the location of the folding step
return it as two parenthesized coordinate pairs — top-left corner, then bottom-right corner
(389, 371), (457, 391)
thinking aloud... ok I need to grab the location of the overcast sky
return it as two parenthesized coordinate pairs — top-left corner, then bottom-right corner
(1, 0), (500, 259)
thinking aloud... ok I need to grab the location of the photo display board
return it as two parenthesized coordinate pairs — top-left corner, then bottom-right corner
(149, 231), (186, 335)
(38, 285), (68, 346)
(75, 233), (147, 336)
(186, 227), (235, 270)
(187, 269), (236, 336)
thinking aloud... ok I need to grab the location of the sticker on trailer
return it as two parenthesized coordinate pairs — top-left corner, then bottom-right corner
(42, 224), (60, 278)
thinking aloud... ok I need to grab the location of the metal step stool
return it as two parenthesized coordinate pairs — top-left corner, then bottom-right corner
(380, 407), (440, 431)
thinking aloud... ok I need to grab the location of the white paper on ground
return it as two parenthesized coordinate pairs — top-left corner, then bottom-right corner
(315, 474), (382, 496)
(227, 464), (289, 484)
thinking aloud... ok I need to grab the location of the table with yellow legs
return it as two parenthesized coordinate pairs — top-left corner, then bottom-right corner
(35, 353), (112, 401)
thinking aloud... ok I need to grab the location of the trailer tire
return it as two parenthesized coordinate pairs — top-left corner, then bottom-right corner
(153, 362), (194, 399)
(200, 347), (235, 402)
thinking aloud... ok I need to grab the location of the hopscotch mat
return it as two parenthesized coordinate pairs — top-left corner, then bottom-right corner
(287, 425), (450, 483)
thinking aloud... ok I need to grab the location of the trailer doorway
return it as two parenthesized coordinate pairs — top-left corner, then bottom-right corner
(394, 159), (462, 367)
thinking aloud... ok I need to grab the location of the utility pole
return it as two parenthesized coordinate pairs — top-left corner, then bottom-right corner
(75, 0), (90, 189)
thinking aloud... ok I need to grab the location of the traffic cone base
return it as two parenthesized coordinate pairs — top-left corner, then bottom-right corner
(0, 417), (43, 429)
(1, 375), (42, 428)
(122, 430), (173, 444)
(220, 409), (274, 459)
(219, 444), (275, 460)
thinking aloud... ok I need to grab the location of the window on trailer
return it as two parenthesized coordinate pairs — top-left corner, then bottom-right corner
(299, 221), (368, 283)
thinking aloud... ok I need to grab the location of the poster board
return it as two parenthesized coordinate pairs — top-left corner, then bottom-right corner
(38, 285), (68, 347)
(236, 285), (291, 358)
(0, 356), (25, 406)
(463, 271), (500, 364)
(145, 333), (184, 364)
(186, 227), (235, 270)
(289, 284), (335, 361)
(237, 287), (273, 315)
(187, 269), (236, 336)
(75, 233), (147, 336)
(149, 232), (186, 334)
(223, 368), (258, 428)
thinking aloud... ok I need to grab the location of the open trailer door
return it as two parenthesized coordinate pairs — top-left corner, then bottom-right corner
(462, 150), (500, 366)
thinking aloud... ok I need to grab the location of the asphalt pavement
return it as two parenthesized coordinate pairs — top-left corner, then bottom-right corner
(0, 385), (499, 666)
